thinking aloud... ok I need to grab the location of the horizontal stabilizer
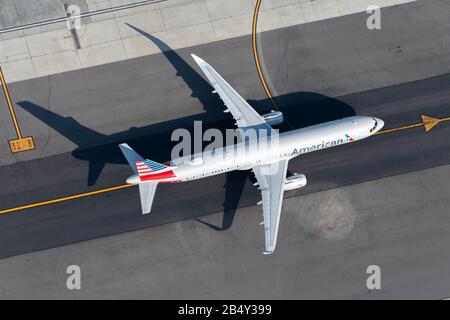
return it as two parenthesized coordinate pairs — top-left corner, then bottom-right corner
(139, 182), (158, 214)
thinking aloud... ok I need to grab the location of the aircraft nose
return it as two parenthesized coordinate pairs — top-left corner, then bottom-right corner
(126, 174), (140, 184)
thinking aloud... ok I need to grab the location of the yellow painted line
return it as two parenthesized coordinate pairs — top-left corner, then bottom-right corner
(1, 65), (36, 152)
(252, 0), (277, 109)
(375, 122), (423, 135)
(375, 115), (450, 135)
(0, 184), (135, 215)
(0, 66), (22, 138)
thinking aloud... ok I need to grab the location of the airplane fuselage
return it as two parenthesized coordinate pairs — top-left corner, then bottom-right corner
(127, 116), (384, 184)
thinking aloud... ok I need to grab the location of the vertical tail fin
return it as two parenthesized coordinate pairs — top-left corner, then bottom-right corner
(119, 143), (144, 175)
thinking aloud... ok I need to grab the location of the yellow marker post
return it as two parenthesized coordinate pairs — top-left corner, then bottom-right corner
(0, 66), (35, 153)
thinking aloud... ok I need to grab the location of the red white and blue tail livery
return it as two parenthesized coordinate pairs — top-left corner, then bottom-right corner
(136, 159), (167, 174)
(119, 143), (178, 214)
(136, 160), (177, 182)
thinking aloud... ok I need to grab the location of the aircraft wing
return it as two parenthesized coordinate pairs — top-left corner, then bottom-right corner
(191, 54), (272, 132)
(252, 159), (289, 254)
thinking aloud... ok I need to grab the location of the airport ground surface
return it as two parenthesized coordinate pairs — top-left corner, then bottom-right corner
(1, 0), (450, 298)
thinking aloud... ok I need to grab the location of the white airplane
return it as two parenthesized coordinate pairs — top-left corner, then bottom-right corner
(119, 54), (384, 254)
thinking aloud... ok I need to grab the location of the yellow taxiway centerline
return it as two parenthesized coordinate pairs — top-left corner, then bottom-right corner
(376, 115), (450, 135)
(0, 184), (134, 215)
(375, 122), (423, 135)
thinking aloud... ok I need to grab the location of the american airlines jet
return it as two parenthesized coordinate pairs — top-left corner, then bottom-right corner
(119, 54), (384, 254)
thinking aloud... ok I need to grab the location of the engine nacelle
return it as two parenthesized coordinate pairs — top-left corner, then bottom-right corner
(284, 174), (307, 191)
(262, 111), (284, 126)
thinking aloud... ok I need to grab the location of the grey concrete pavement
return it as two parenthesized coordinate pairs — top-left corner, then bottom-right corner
(1, 163), (450, 299)
(0, 0), (89, 39)
(0, 0), (415, 82)
(260, 0), (450, 99)
(0, 0), (67, 30)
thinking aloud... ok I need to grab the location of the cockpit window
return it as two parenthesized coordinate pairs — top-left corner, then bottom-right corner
(370, 117), (378, 132)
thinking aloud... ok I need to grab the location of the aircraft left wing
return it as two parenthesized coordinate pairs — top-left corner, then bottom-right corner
(191, 54), (272, 132)
(252, 159), (289, 254)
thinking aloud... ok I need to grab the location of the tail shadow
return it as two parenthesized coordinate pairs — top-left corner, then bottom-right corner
(125, 23), (221, 115)
(17, 101), (108, 186)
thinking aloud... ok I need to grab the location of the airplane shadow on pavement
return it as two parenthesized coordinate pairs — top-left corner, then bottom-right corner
(17, 24), (355, 231)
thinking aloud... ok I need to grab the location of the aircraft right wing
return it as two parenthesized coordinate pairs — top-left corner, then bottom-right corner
(191, 54), (272, 133)
(252, 159), (289, 254)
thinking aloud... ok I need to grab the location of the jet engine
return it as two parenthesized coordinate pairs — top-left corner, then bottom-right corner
(262, 110), (284, 126)
(284, 174), (307, 191)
